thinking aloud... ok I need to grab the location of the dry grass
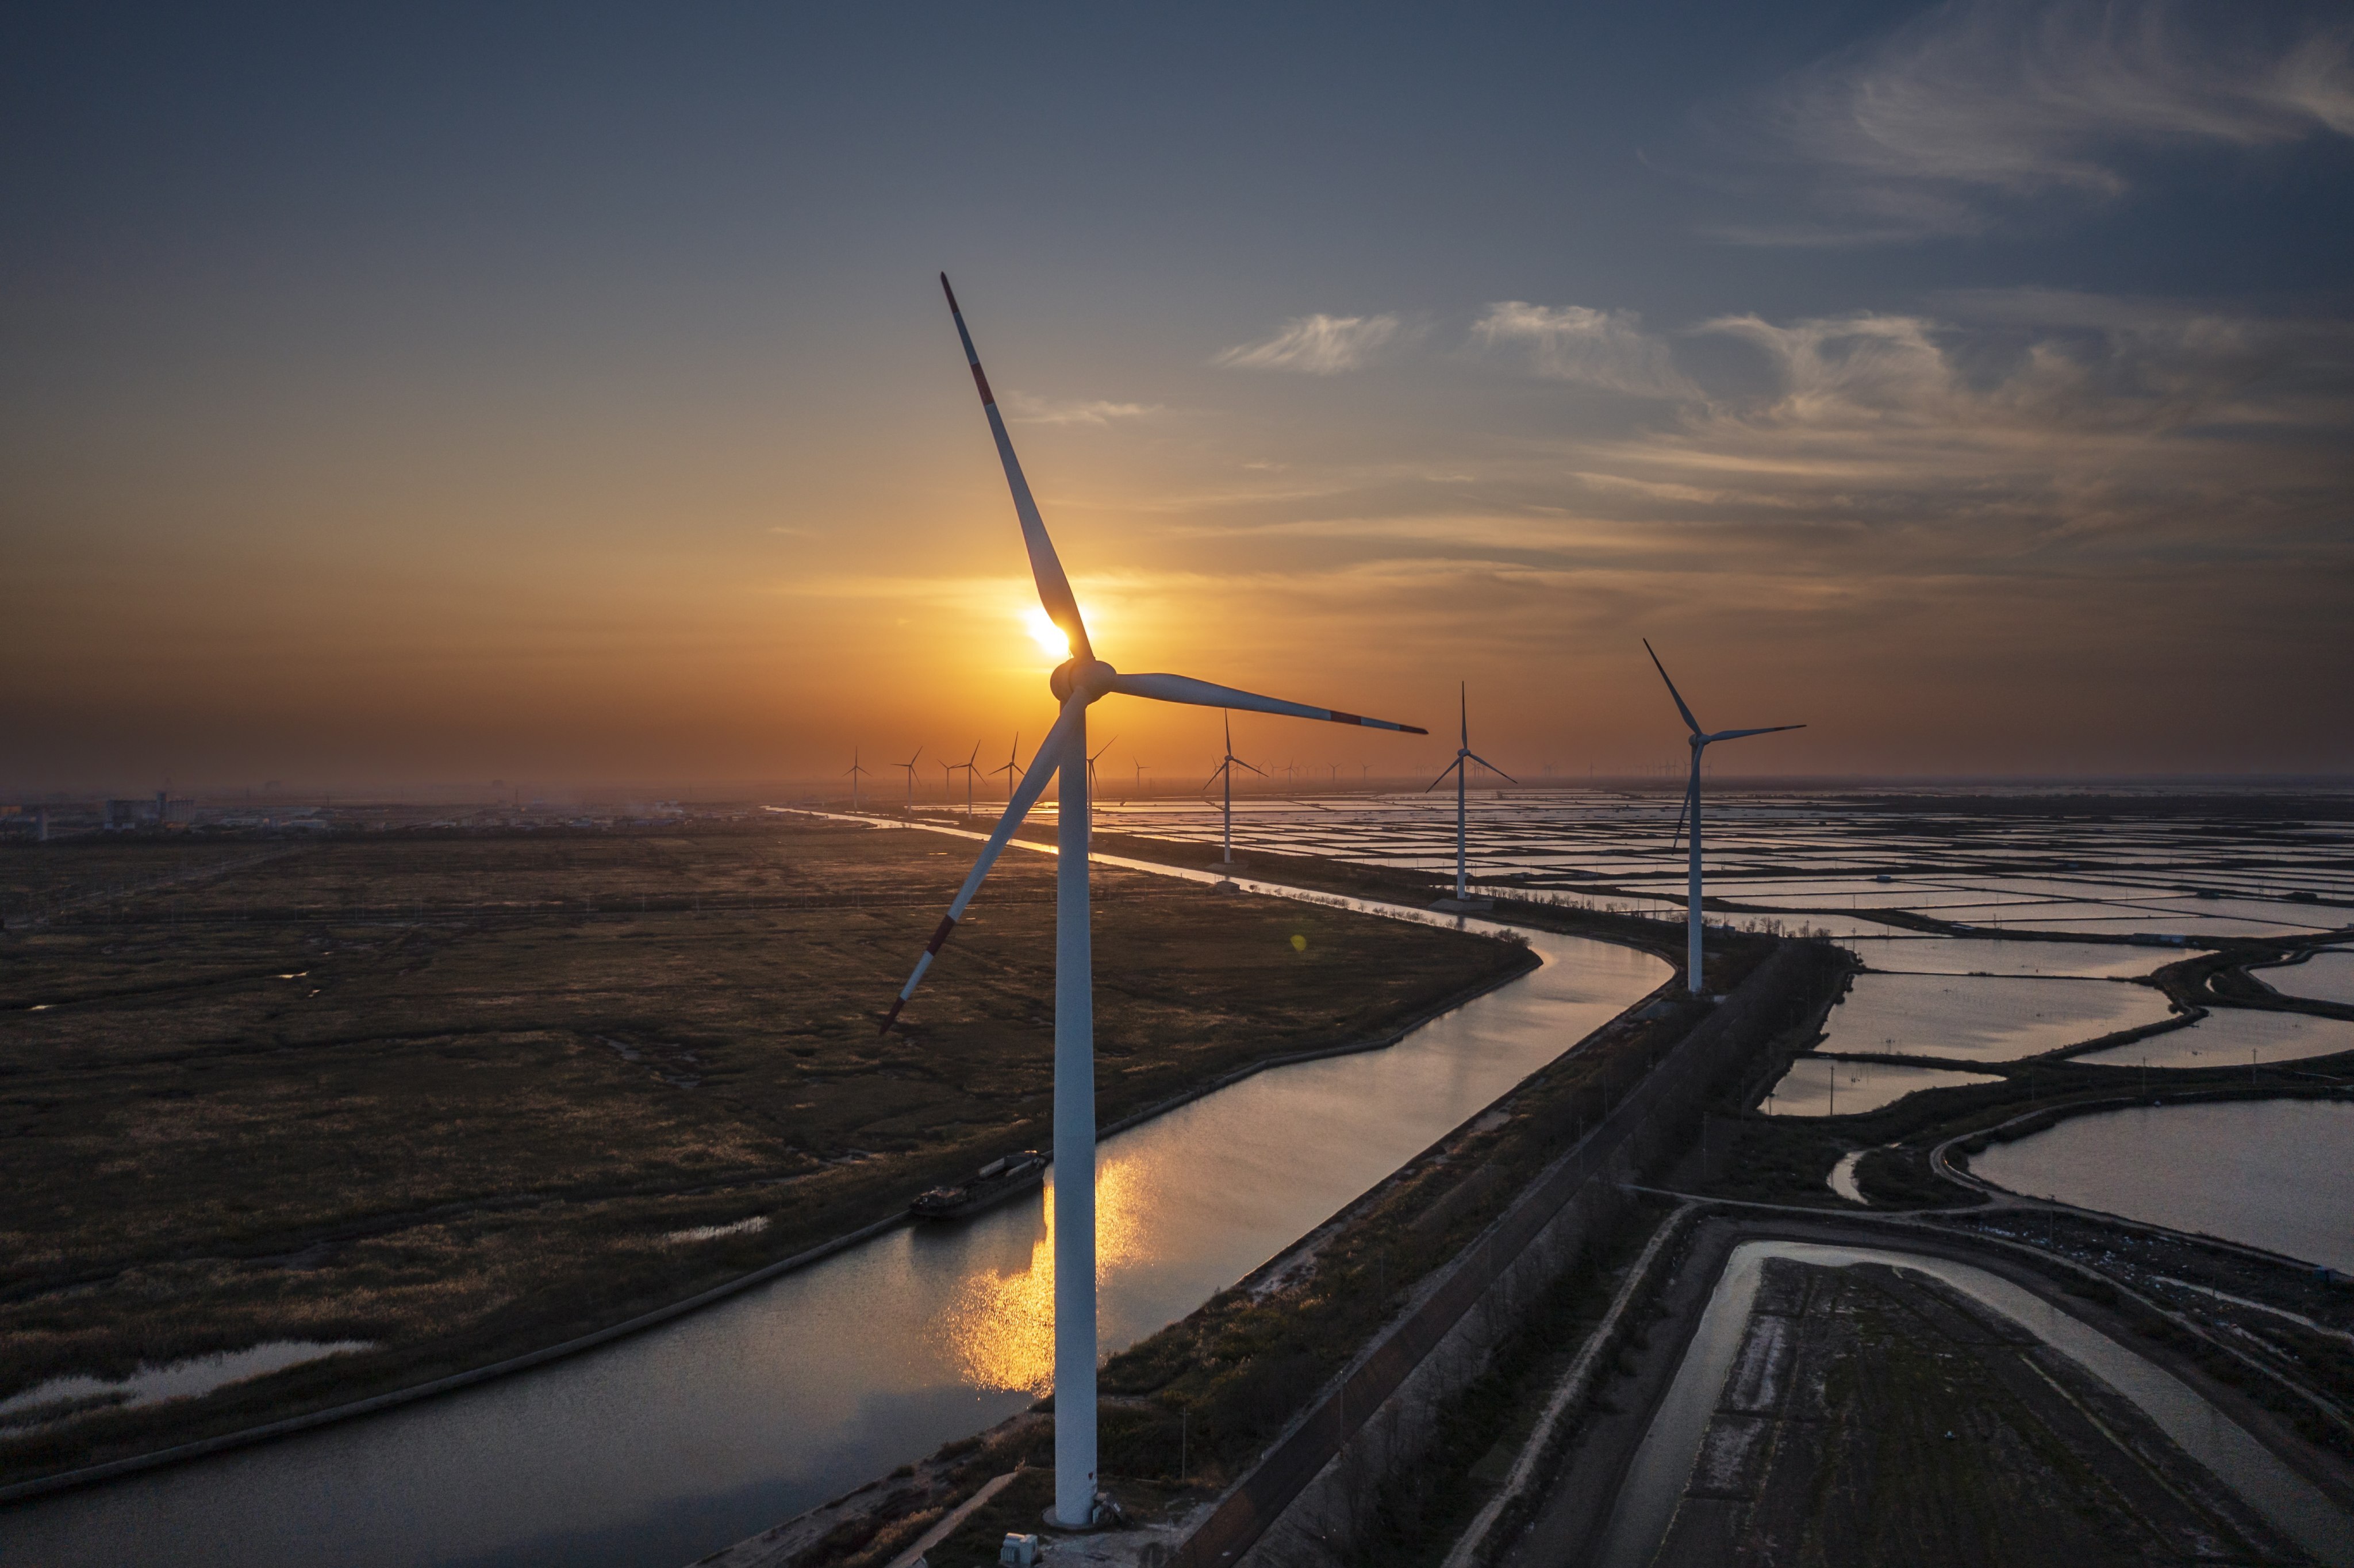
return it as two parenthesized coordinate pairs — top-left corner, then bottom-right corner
(0, 817), (1527, 1483)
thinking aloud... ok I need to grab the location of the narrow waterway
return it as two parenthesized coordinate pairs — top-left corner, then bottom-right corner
(0, 848), (1665, 1568)
(1596, 1241), (2354, 1568)
(1972, 1098), (2354, 1272)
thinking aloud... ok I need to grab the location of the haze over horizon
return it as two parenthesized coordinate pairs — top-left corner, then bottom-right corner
(6, 2), (2352, 793)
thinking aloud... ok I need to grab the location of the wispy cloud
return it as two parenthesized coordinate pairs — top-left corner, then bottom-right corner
(1470, 302), (1698, 397)
(1716, 0), (2354, 242)
(1213, 313), (1401, 374)
(999, 393), (1163, 426)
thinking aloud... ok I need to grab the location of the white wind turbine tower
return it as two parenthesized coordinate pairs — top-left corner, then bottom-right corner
(1203, 710), (1266, 868)
(844, 748), (870, 812)
(893, 746), (923, 812)
(885, 275), (1427, 1529)
(1424, 683), (1515, 908)
(1644, 639), (1803, 994)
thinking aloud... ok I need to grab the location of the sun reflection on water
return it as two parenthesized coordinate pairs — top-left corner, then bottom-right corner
(942, 1156), (1151, 1394)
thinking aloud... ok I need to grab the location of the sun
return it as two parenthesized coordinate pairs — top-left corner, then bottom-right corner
(1023, 605), (1070, 659)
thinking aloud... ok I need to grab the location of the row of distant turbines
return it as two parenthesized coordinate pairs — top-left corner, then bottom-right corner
(873, 276), (1800, 1528)
(846, 739), (1397, 814)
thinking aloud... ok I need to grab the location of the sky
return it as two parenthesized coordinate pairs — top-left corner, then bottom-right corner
(4, 1), (2351, 793)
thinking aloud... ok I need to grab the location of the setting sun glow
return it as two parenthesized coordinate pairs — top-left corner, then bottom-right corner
(1023, 606), (1072, 660)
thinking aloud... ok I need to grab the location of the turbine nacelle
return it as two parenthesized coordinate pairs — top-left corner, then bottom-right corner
(1050, 656), (1118, 705)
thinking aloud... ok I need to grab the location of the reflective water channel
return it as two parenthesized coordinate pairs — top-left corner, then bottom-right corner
(0, 852), (1665, 1568)
(1971, 1098), (2354, 1274)
(1596, 1242), (2354, 1568)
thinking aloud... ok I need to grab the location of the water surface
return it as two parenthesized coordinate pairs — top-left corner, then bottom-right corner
(1971, 1099), (2354, 1271)
(1836, 936), (2164, 979)
(2073, 1006), (2354, 1069)
(1757, 1056), (2000, 1117)
(2261, 950), (2354, 1008)
(1819, 973), (2176, 1063)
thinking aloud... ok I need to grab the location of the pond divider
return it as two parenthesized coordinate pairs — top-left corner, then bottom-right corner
(1168, 940), (1841, 1568)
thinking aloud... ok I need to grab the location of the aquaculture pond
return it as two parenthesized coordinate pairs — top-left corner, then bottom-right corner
(2073, 1006), (2354, 1069)
(1817, 973), (2176, 1063)
(1757, 1056), (2000, 1117)
(1971, 1098), (2354, 1272)
(2261, 950), (2354, 1008)
(1834, 935), (2167, 978)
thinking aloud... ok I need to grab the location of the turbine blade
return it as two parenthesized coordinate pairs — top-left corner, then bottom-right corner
(1466, 752), (1519, 784)
(1642, 639), (1703, 736)
(1668, 787), (1689, 854)
(1707, 724), (1806, 743)
(1106, 672), (1427, 733)
(881, 703), (1079, 1032)
(1423, 759), (1464, 794)
(1236, 758), (1268, 777)
(940, 275), (1091, 661)
(1459, 682), (1468, 749)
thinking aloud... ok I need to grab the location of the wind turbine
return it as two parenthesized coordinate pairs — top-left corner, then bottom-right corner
(938, 755), (957, 807)
(1085, 735), (1117, 792)
(1644, 639), (1803, 994)
(844, 748), (870, 812)
(956, 741), (982, 817)
(1131, 758), (1149, 798)
(894, 747), (923, 812)
(1202, 710), (1266, 867)
(989, 734), (1024, 800)
(885, 275), (1426, 1528)
(1423, 683), (1516, 905)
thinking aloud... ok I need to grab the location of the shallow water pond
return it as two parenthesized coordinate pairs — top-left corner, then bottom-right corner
(2073, 1006), (2354, 1069)
(0, 1343), (372, 1431)
(2260, 950), (2354, 1008)
(1818, 973), (2178, 1063)
(1758, 1056), (2001, 1117)
(1971, 1098), (2354, 1273)
(1837, 936), (2164, 979)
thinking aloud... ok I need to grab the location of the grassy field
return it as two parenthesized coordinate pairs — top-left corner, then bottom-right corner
(0, 816), (1531, 1484)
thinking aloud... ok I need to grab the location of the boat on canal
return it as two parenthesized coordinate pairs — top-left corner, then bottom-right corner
(909, 1151), (1047, 1220)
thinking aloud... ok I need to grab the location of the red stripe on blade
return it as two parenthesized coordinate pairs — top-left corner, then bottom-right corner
(924, 914), (958, 955)
(879, 997), (907, 1035)
(940, 273), (962, 313)
(1328, 710), (1364, 726)
(971, 363), (996, 405)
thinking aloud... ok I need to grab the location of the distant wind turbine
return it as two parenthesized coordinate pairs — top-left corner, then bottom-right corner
(845, 748), (870, 812)
(956, 741), (982, 817)
(884, 275), (1426, 1529)
(1131, 758), (1149, 798)
(1085, 735), (1117, 792)
(989, 734), (1025, 799)
(1201, 710), (1266, 867)
(893, 747), (923, 812)
(1645, 639), (1803, 994)
(1424, 683), (1516, 905)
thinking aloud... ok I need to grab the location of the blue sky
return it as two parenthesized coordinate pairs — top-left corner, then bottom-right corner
(5, 2), (2351, 786)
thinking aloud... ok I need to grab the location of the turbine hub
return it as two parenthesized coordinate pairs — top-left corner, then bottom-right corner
(1050, 656), (1116, 704)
